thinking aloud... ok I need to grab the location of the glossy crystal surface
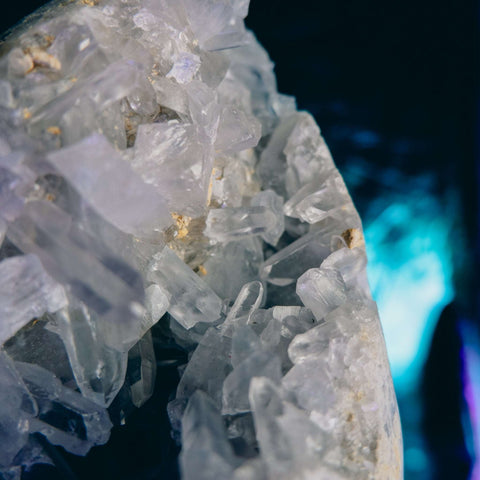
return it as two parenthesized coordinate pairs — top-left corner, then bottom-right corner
(0, 0), (402, 478)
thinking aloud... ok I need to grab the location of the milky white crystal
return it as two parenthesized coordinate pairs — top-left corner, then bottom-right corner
(0, 0), (401, 478)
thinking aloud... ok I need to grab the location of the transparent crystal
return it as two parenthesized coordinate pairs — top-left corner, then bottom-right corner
(296, 267), (348, 323)
(176, 328), (232, 409)
(284, 170), (352, 224)
(222, 351), (281, 415)
(132, 122), (212, 216)
(0, 351), (37, 468)
(147, 247), (222, 330)
(15, 361), (112, 455)
(127, 330), (157, 408)
(50, 301), (128, 407)
(0, 0), (401, 475)
(47, 133), (172, 237)
(0, 254), (66, 345)
(203, 238), (264, 303)
(205, 190), (284, 246)
(180, 391), (238, 480)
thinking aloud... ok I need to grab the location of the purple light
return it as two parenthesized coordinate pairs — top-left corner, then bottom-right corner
(459, 319), (480, 480)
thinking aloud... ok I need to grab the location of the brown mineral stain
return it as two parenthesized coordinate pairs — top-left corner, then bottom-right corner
(341, 228), (364, 249)
(46, 126), (61, 135)
(206, 172), (214, 206)
(21, 54), (35, 74)
(214, 167), (224, 181)
(23, 108), (32, 120)
(25, 47), (61, 71)
(353, 390), (365, 401)
(171, 213), (192, 240)
(43, 35), (55, 48)
(197, 265), (207, 276)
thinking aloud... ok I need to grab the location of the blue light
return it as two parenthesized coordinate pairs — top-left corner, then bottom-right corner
(404, 447), (429, 472)
(350, 130), (381, 149)
(363, 189), (455, 392)
(460, 320), (480, 480)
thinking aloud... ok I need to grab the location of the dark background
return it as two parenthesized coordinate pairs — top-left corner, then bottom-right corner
(1, 0), (478, 479)
(246, 0), (478, 245)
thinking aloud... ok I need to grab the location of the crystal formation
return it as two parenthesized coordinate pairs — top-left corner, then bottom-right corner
(0, 0), (402, 478)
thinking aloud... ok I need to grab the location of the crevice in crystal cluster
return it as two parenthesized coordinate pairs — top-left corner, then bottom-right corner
(0, 0), (402, 478)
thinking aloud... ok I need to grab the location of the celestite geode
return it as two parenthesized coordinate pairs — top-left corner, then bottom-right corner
(0, 0), (402, 478)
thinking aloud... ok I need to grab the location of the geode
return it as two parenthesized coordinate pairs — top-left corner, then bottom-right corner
(0, 0), (402, 478)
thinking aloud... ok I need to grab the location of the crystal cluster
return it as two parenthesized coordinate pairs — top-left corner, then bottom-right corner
(0, 0), (402, 478)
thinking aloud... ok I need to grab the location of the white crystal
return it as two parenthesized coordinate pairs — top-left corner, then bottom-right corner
(15, 361), (112, 455)
(215, 105), (261, 154)
(127, 330), (157, 408)
(148, 247), (222, 330)
(203, 238), (264, 302)
(50, 301), (128, 407)
(29, 60), (152, 147)
(225, 280), (264, 324)
(251, 189), (285, 245)
(260, 225), (332, 287)
(222, 350), (281, 415)
(0, 254), (66, 345)
(7, 201), (145, 337)
(180, 391), (238, 480)
(249, 377), (327, 480)
(0, 351), (37, 468)
(283, 112), (335, 196)
(296, 267), (348, 323)
(176, 328), (232, 409)
(205, 190), (284, 246)
(132, 121), (212, 216)
(47, 133), (172, 237)
(167, 52), (201, 84)
(284, 170), (352, 224)
(0, 0), (402, 475)
(143, 283), (169, 329)
(231, 324), (262, 367)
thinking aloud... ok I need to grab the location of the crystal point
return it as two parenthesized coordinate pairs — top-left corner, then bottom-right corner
(0, 0), (402, 476)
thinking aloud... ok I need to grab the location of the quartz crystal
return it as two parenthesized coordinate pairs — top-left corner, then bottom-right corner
(0, 0), (402, 478)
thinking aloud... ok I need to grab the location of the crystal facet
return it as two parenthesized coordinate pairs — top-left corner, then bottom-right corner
(0, 0), (402, 477)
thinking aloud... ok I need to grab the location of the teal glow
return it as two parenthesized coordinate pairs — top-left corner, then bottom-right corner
(404, 447), (429, 472)
(363, 192), (455, 392)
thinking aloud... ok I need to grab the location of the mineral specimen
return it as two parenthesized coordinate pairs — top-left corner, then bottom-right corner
(0, 0), (402, 478)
